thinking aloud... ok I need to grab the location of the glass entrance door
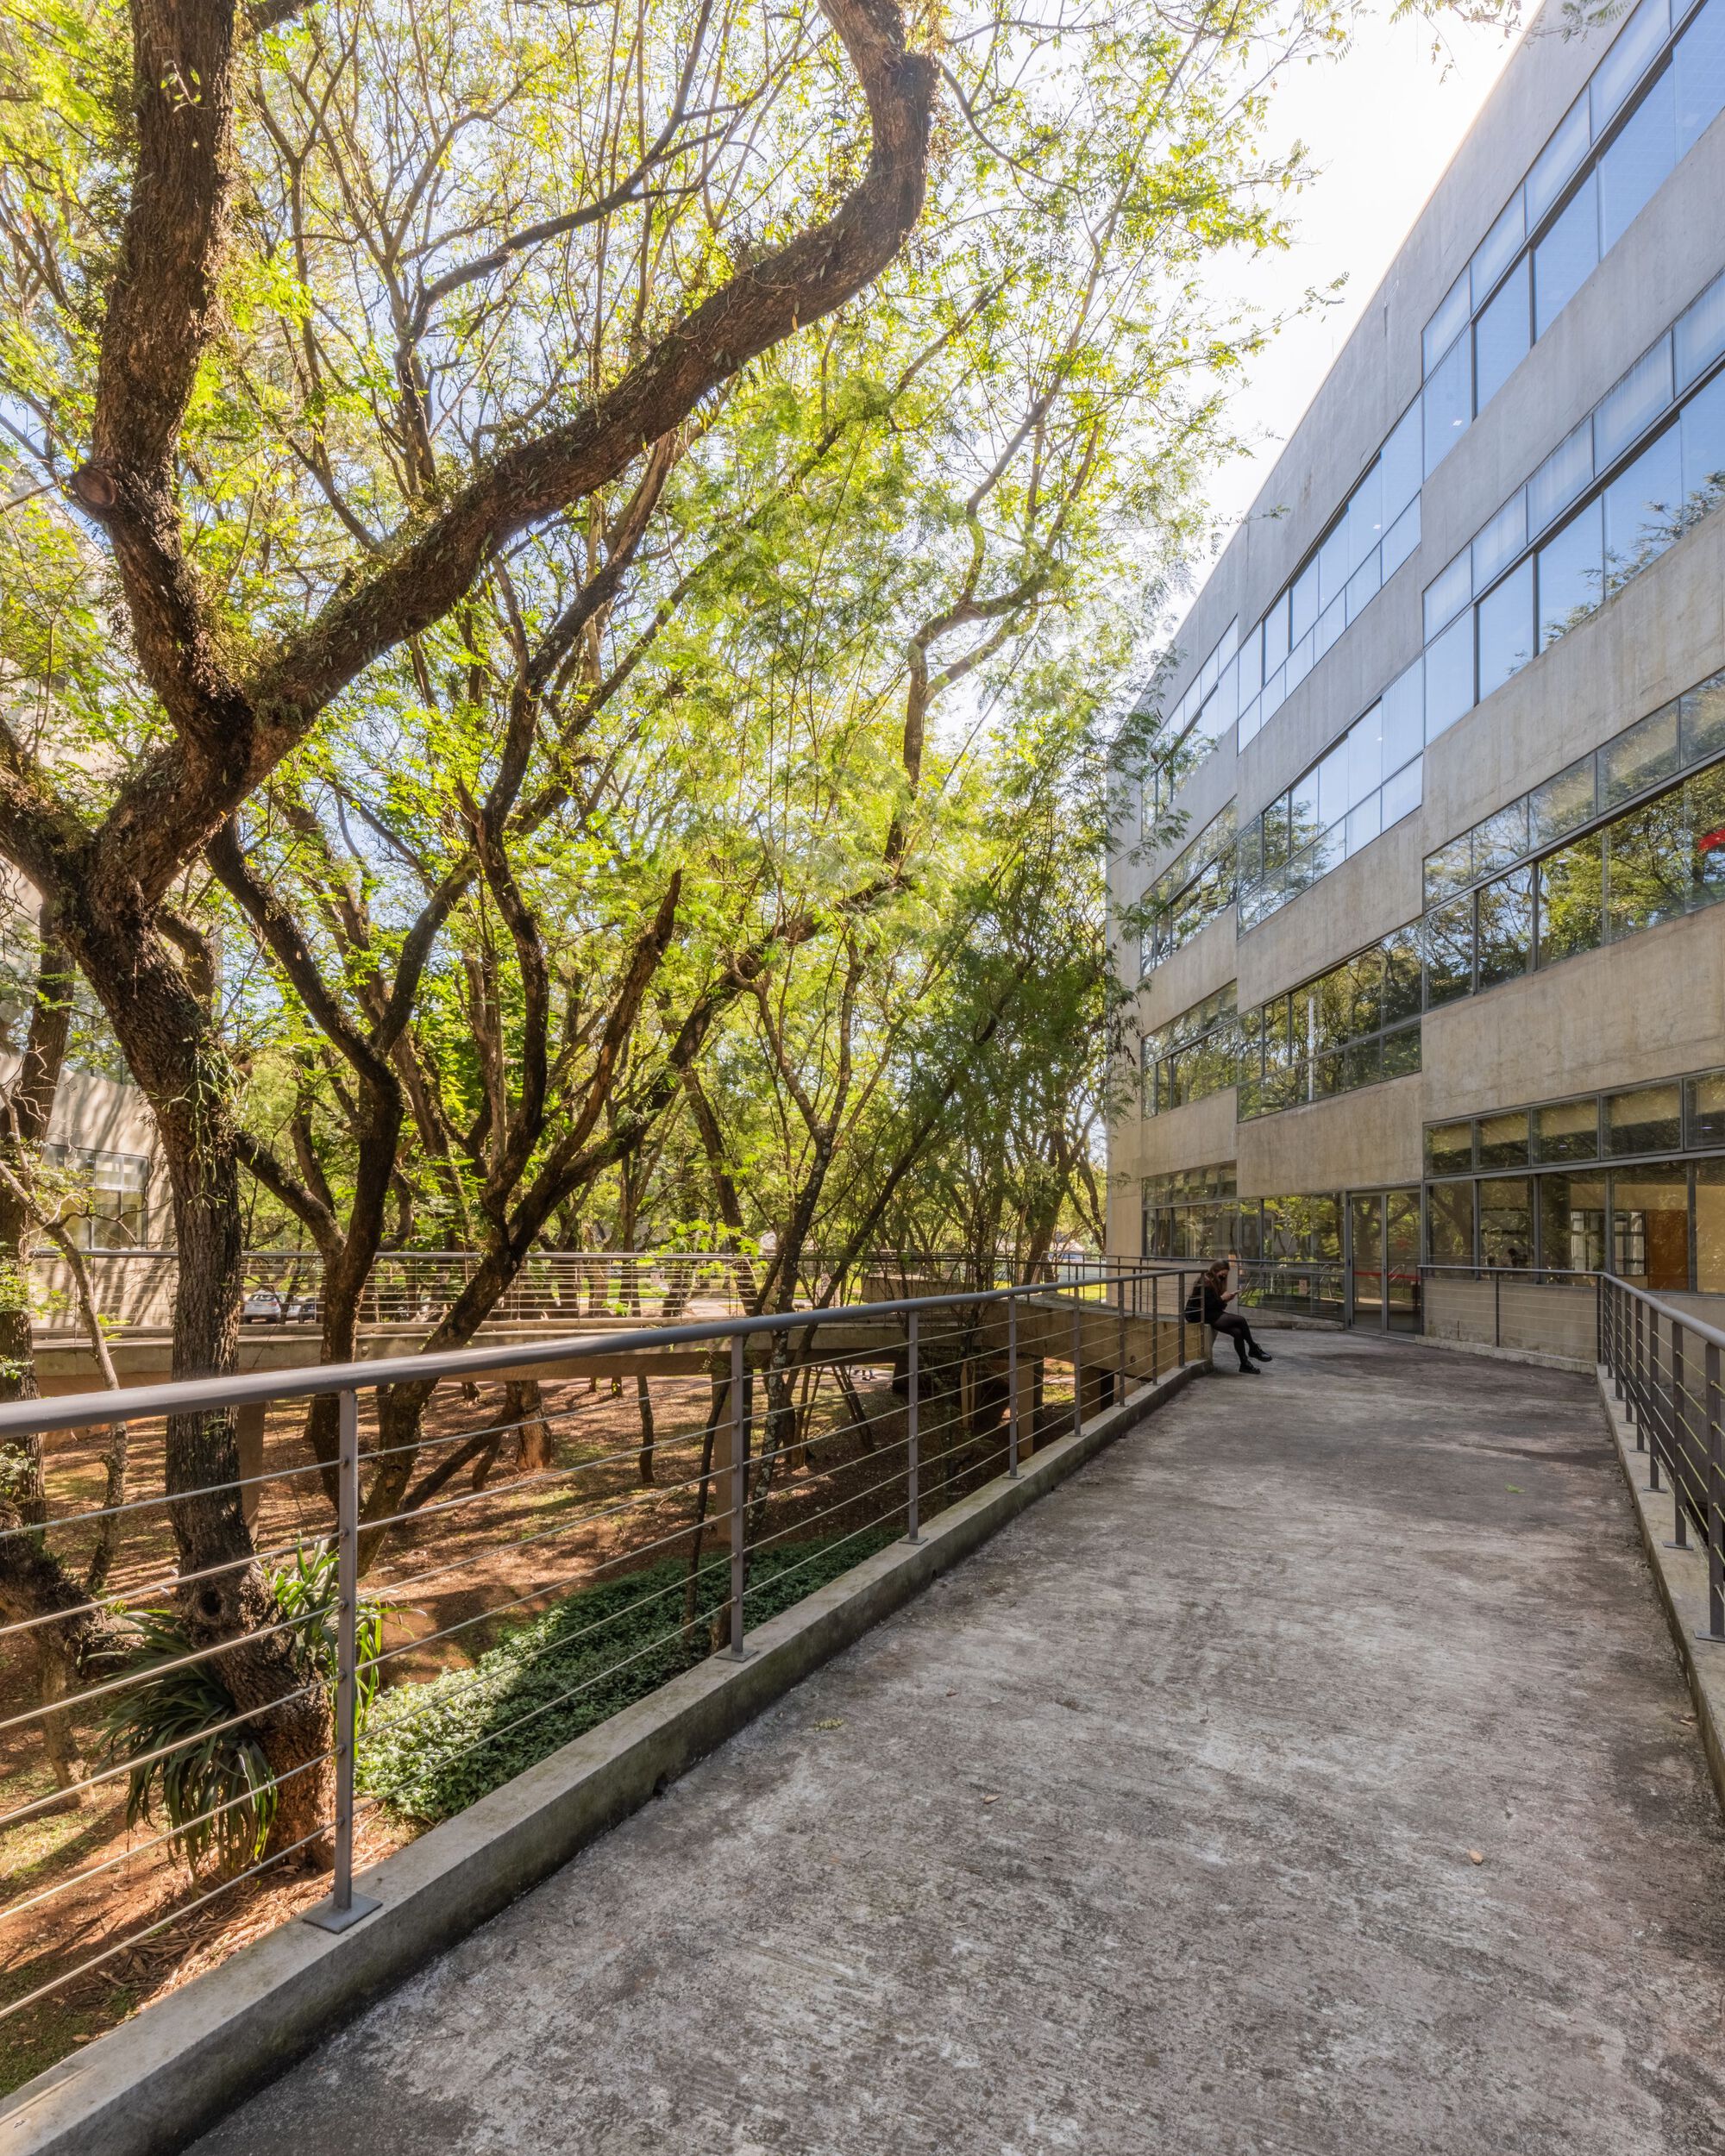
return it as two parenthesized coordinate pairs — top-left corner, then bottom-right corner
(1349, 1194), (1383, 1327)
(1348, 1188), (1422, 1330)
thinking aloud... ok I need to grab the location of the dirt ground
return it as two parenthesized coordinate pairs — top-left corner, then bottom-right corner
(0, 1332), (1071, 2092)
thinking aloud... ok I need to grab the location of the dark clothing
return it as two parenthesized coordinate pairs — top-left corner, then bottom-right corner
(1198, 1282), (1231, 1327)
(1194, 1277), (1264, 1368)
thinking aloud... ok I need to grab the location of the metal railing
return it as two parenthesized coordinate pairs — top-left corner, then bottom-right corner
(25, 1247), (1132, 1339)
(1601, 1275), (1725, 1644)
(0, 1261), (1204, 2059)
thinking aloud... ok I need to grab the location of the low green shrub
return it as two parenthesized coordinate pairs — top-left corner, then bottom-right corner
(359, 1529), (897, 1823)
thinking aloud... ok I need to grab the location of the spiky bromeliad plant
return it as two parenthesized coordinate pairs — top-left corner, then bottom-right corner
(103, 1542), (386, 1874)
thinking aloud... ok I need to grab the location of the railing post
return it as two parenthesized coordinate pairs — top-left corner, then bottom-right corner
(1670, 1326), (1689, 1547)
(1116, 1279), (1126, 1411)
(1703, 1339), (1724, 1645)
(1072, 1294), (1082, 1437)
(1632, 1297), (1645, 1443)
(1007, 1293), (1020, 1479)
(906, 1311), (920, 1542)
(1647, 1313), (1664, 1491)
(304, 1387), (379, 1934)
(730, 1338), (749, 1658)
(1493, 1268), (1502, 1349)
(1151, 1272), (1161, 1381)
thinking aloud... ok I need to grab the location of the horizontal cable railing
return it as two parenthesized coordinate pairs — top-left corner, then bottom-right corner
(1601, 1276), (1725, 1646)
(0, 1260), (1202, 2062)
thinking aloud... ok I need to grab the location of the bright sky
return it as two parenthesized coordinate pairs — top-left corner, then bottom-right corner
(1167, 5), (1534, 639)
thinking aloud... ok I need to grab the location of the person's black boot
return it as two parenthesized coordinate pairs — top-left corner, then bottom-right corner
(1249, 1343), (1273, 1362)
(1237, 1357), (1260, 1374)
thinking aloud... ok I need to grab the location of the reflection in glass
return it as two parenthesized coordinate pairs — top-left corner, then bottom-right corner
(1599, 36), (1672, 252)
(1426, 1120), (1473, 1175)
(1682, 670), (1725, 765)
(1477, 1111), (1530, 1169)
(1688, 760), (1725, 910)
(1540, 1174), (1608, 1273)
(1603, 423), (1682, 592)
(1536, 831), (1604, 965)
(1538, 497), (1604, 649)
(1480, 1177), (1534, 1268)
(1603, 701), (1679, 804)
(1423, 895), (1474, 1005)
(1607, 1083), (1683, 1155)
(1476, 560), (1534, 700)
(1611, 1162), (1690, 1289)
(1476, 869), (1534, 987)
(1425, 613), (1476, 738)
(1689, 1069), (1725, 1150)
(1475, 798), (1531, 875)
(1697, 1160), (1725, 1292)
(1677, 0), (1725, 158)
(1474, 260), (1532, 412)
(1427, 1179), (1475, 1263)
(1533, 1096), (1600, 1163)
(1423, 333), (1471, 474)
(1530, 755), (1599, 846)
(1604, 793), (1689, 938)
(1534, 184), (1600, 339)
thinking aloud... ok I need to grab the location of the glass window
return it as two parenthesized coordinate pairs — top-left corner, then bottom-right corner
(1475, 798), (1531, 876)
(1317, 522), (1350, 613)
(1427, 1179), (1476, 1263)
(1540, 1173), (1608, 1273)
(1687, 1069), (1725, 1149)
(1528, 422), (1595, 537)
(1534, 182), (1600, 339)
(1477, 1111), (1530, 1169)
(1536, 831), (1605, 965)
(1424, 833), (1474, 903)
(1688, 761), (1725, 907)
(1538, 497), (1605, 648)
(1594, 339), (1675, 470)
(1382, 404), (1423, 523)
(1480, 1178), (1534, 1269)
(1527, 94), (1591, 226)
(1424, 613), (1476, 740)
(1534, 1096), (1601, 1163)
(1474, 259), (1532, 411)
(1676, 0), (1725, 158)
(1611, 1160), (1690, 1288)
(1608, 1083), (1684, 1155)
(1262, 594), (1289, 675)
(1423, 273), (1471, 377)
(1290, 560), (1320, 644)
(1424, 894), (1475, 1006)
(1472, 193), (1526, 304)
(1476, 560), (1535, 700)
(1346, 464), (1383, 573)
(1426, 1120), (1475, 1175)
(1593, 0), (1670, 133)
(1346, 705), (1383, 800)
(1530, 755), (1599, 846)
(1424, 549), (1473, 641)
(1678, 266), (1725, 391)
(1423, 333), (1472, 474)
(1476, 868), (1534, 989)
(1381, 924), (1424, 1023)
(1603, 422), (1683, 590)
(1679, 367), (1725, 528)
(1380, 659), (1425, 773)
(1598, 66), (1676, 252)
(1605, 790), (1690, 937)
(1472, 494), (1527, 592)
(1346, 552), (1382, 625)
(1697, 1159), (1725, 1291)
(1382, 755), (1422, 831)
(1382, 499), (1421, 580)
(1346, 792), (1383, 856)
(1605, 701), (1680, 804)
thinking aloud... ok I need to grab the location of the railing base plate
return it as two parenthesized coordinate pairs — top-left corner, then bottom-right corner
(301, 1891), (381, 1934)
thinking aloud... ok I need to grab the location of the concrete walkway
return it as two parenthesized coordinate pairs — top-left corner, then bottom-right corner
(195, 1333), (1725, 2155)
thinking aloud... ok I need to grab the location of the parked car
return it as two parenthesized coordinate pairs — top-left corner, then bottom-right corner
(241, 1288), (319, 1323)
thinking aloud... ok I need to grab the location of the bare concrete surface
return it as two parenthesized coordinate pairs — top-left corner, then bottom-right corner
(192, 1333), (1725, 2155)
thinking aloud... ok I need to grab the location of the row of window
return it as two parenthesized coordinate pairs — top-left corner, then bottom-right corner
(1145, 0), (1725, 837)
(1424, 758), (1725, 1002)
(1427, 1161), (1725, 1292)
(1231, 266), (1725, 943)
(1143, 1188), (1343, 1264)
(1140, 986), (1237, 1117)
(1137, 803), (1235, 968)
(1423, 0), (1723, 416)
(1427, 1067), (1725, 1176)
(1237, 662), (1427, 926)
(1142, 1161), (1238, 1209)
(1236, 926), (1424, 1122)
(1425, 672), (1725, 905)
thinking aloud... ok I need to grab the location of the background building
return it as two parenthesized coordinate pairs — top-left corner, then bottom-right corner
(1108, 0), (1725, 1323)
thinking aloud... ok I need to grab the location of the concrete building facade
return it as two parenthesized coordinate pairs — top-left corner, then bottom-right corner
(1108, 0), (1725, 1324)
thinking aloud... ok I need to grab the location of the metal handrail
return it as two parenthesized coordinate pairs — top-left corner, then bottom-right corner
(0, 1259), (1206, 2005)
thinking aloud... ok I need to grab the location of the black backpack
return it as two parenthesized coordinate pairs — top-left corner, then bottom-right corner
(1182, 1282), (1204, 1325)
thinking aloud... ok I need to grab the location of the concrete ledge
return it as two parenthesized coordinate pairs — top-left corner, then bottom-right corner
(1596, 1368), (1725, 1821)
(0, 1359), (1204, 2156)
(1413, 1332), (1594, 1375)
